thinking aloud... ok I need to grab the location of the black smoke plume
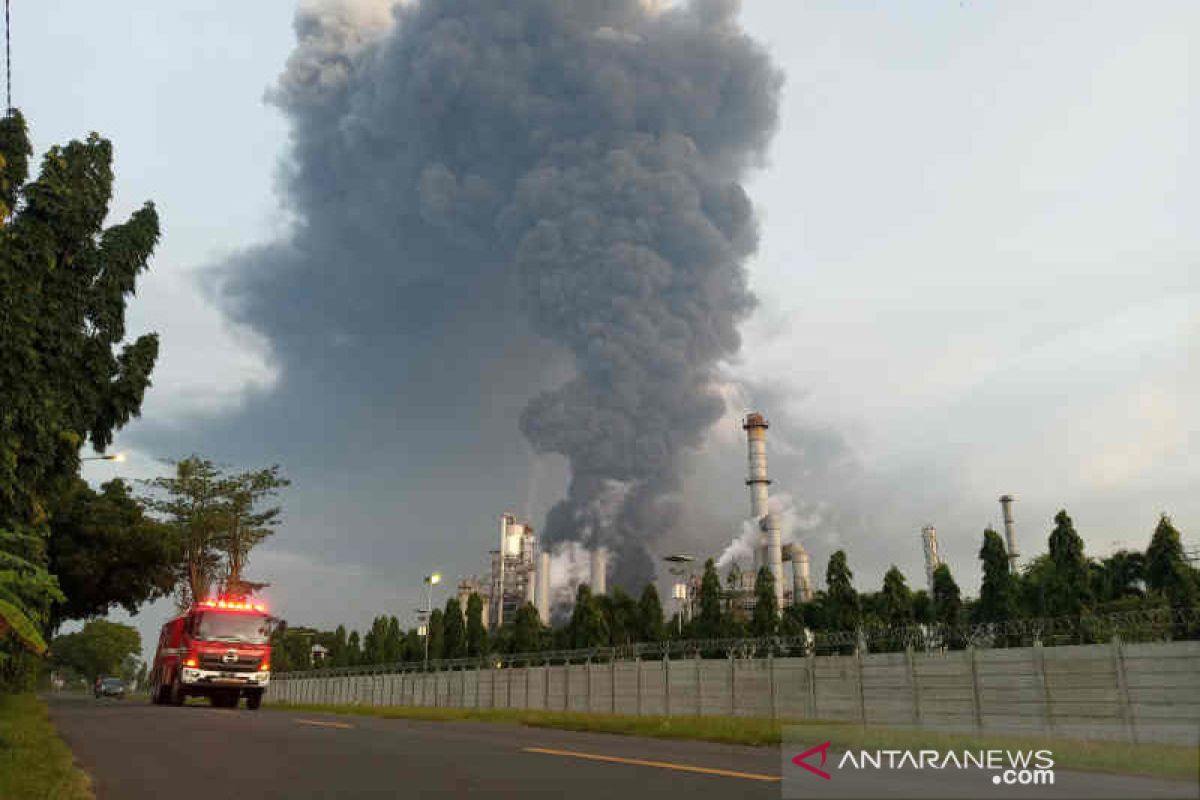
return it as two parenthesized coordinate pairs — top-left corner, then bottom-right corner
(222, 0), (781, 589)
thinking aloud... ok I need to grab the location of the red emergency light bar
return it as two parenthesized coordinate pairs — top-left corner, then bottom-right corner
(197, 598), (267, 613)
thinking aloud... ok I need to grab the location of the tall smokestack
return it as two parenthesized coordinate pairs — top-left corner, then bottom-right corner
(744, 413), (783, 613)
(793, 543), (813, 603)
(591, 548), (607, 596)
(999, 495), (1019, 572)
(537, 552), (551, 624)
(921, 525), (941, 594)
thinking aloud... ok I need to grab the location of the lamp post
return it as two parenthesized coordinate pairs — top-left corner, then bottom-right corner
(81, 452), (126, 462)
(421, 572), (441, 668)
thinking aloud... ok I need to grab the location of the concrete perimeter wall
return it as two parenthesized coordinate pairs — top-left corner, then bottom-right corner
(267, 639), (1200, 745)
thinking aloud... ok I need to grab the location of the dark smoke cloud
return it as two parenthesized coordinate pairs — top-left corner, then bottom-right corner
(216, 0), (781, 590)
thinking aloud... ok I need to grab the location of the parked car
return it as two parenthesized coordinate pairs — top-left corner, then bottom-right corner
(96, 677), (127, 699)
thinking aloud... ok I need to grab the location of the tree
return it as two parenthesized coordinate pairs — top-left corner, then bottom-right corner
(604, 587), (639, 646)
(825, 550), (860, 630)
(346, 630), (362, 666)
(331, 625), (348, 667)
(751, 567), (778, 636)
(49, 620), (141, 680)
(0, 110), (159, 677)
(568, 584), (608, 648)
(465, 593), (486, 657)
(637, 584), (665, 642)
(974, 528), (1017, 624)
(1146, 514), (1196, 607)
(443, 598), (466, 659)
(911, 590), (933, 624)
(697, 559), (723, 637)
(141, 458), (227, 607)
(1090, 551), (1146, 605)
(363, 616), (389, 664)
(427, 609), (445, 661)
(215, 466), (289, 596)
(1046, 510), (1091, 616)
(880, 566), (914, 627)
(513, 603), (542, 653)
(46, 478), (178, 628)
(931, 564), (962, 627)
(384, 616), (403, 662)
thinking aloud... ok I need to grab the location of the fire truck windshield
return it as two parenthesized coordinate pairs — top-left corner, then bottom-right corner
(194, 611), (270, 644)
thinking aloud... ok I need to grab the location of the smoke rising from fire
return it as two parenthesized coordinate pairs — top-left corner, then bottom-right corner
(221, 0), (781, 590)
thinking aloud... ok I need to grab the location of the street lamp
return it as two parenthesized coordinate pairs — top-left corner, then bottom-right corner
(82, 452), (126, 463)
(421, 573), (441, 668)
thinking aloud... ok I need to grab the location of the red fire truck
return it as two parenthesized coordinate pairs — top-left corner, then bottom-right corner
(150, 598), (272, 709)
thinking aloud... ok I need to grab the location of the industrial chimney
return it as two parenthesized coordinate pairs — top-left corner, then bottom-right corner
(921, 525), (942, 594)
(999, 495), (1019, 572)
(537, 552), (551, 624)
(590, 548), (607, 596)
(744, 413), (784, 613)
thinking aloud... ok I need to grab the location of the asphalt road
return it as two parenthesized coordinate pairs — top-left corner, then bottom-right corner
(47, 695), (1199, 800)
(47, 694), (779, 799)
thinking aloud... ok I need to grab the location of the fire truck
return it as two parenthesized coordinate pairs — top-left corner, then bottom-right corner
(150, 598), (272, 709)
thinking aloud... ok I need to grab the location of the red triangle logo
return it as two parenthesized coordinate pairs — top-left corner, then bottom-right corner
(791, 741), (832, 780)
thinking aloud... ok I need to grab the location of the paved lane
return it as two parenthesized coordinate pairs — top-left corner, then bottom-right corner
(46, 695), (778, 799)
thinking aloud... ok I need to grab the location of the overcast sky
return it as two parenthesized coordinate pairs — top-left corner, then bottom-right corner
(22, 1), (1196, 656)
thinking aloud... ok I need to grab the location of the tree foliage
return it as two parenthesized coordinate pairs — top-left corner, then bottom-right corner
(0, 110), (158, 673)
(1146, 514), (1195, 607)
(974, 528), (1016, 624)
(1045, 510), (1091, 616)
(825, 550), (860, 630)
(465, 593), (486, 656)
(47, 478), (178, 627)
(751, 567), (777, 636)
(931, 564), (962, 627)
(442, 598), (466, 659)
(880, 566), (914, 626)
(637, 583), (664, 642)
(697, 559), (722, 638)
(49, 620), (141, 679)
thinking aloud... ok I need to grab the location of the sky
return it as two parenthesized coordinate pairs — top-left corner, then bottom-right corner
(20, 1), (1196, 658)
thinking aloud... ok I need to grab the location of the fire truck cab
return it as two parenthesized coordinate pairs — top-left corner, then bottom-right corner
(150, 598), (272, 709)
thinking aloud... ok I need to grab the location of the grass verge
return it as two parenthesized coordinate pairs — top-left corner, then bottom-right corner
(0, 694), (92, 799)
(267, 701), (1199, 782)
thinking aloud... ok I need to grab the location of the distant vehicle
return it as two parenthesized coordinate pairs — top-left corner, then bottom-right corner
(149, 597), (272, 710)
(95, 677), (126, 699)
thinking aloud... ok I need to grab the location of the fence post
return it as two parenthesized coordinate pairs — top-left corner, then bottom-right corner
(611, 658), (617, 714)
(768, 652), (777, 721)
(1111, 635), (1137, 743)
(1032, 642), (1052, 736)
(906, 646), (921, 727)
(807, 651), (818, 719)
(968, 647), (984, 734)
(729, 655), (736, 717)
(856, 649), (867, 725)
(635, 657), (642, 716)
(665, 656), (672, 717)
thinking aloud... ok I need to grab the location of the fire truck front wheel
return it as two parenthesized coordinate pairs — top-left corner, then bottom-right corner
(167, 673), (185, 706)
(246, 691), (263, 710)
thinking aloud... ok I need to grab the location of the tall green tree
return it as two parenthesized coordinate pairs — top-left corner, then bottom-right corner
(384, 616), (403, 662)
(346, 630), (362, 666)
(880, 566), (914, 626)
(1091, 550), (1146, 604)
(465, 592), (486, 657)
(363, 616), (388, 663)
(443, 598), (466, 659)
(0, 111), (159, 677)
(215, 466), (289, 596)
(330, 625), (348, 667)
(1146, 514), (1196, 607)
(1045, 510), (1091, 616)
(568, 584), (608, 648)
(513, 603), (542, 653)
(751, 566), (778, 636)
(47, 478), (178, 629)
(49, 620), (141, 680)
(911, 590), (933, 624)
(931, 564), (962, 627)
(825, 550), (860, 630)
(603, 587), (639, 646)
(974, 528), (1017, 624)
(697, 559), (723, 637)
(141, 458), (227, 607)
(637, 584), (665, 642)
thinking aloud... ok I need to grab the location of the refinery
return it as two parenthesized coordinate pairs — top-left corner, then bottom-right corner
(449, 411), (1023, 624)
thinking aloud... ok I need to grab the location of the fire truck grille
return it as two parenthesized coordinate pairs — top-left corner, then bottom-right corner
(198, 653), (260, 672)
